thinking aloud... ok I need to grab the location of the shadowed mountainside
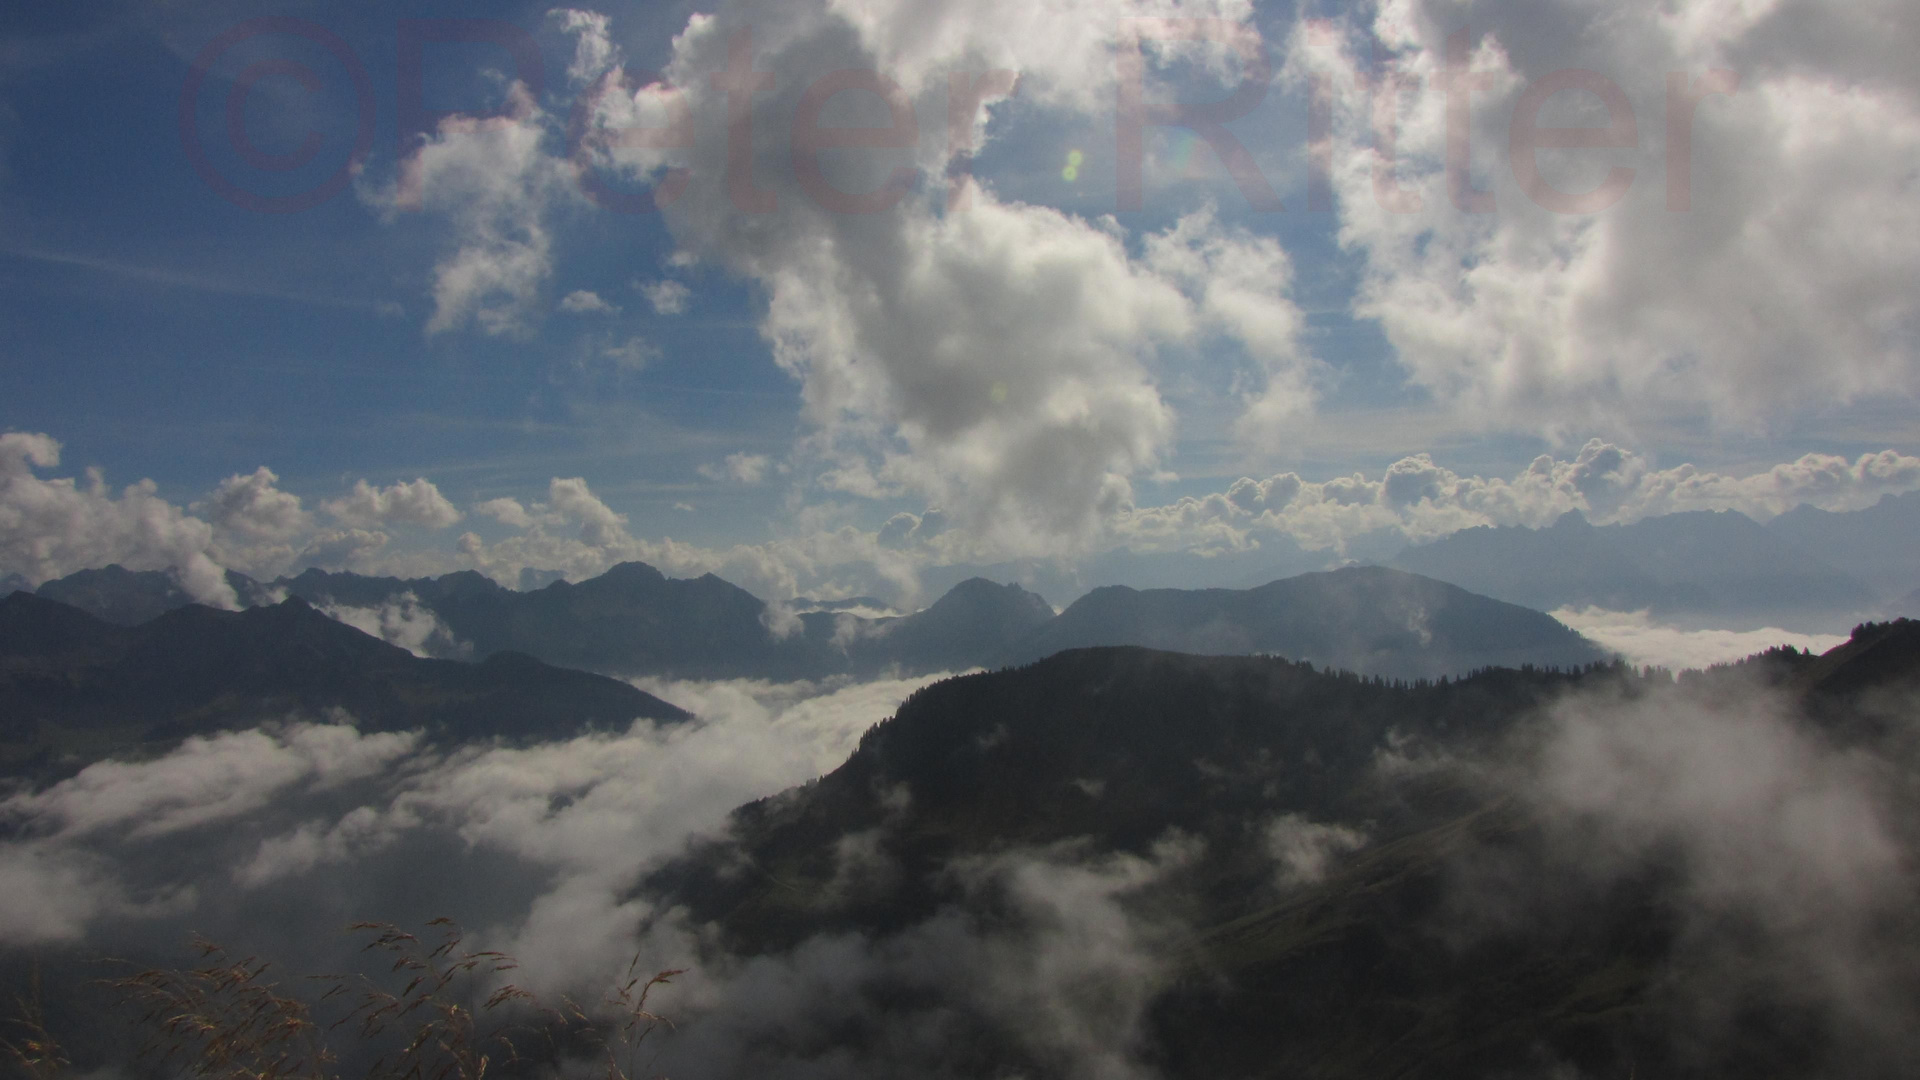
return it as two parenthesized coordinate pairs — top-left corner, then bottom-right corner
(0, 592), (687, 781)
(642, 624), (1920, 1079)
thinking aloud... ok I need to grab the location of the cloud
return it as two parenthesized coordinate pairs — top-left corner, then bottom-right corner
(639, 279), (690, 315)
(1142, 204), (1319, 443)
(318, 591), (473, 659)
(559, 288), (620, 315)
(2, 722), (419, 846)
(1509, 675), (1920, 1049)
(1264, 813), (1367, 886)
(472, 496), (534, 529)
(0, 432), (235, 606)
(1291, 1), (1920, 432)
(0, 670), (938, 959)
(699, 452), (774, 486)
(1551, 607), (1847, 671)
(567, 0), (1304, 561)
(367, 82), (576, 338)
(322, 478), (463, 530)
(298, 527), (392, 571)
(550, 7), (618, 86)
(1119, 443), (1920, 557)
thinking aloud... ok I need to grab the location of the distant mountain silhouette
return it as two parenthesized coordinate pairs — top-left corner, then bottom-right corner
(827, 577), (1057, 676)
(276, 566), (1071, 678)
(1002, 565), (1607, 678)
(645, 624), (1920, 1079)
(0, 592), (687, 781)
(28, 565), (276, 625)
(1392, 508), (1875, 619)
(1766, 491), (1920, 600)
(29, 562), (1608, 680)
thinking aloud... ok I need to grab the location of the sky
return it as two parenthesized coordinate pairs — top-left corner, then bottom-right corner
(2, 0), (1917, 607)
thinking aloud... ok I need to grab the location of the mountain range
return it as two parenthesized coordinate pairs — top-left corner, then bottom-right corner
(12, 563), (1607, 682)
(0, 591), (687, 781)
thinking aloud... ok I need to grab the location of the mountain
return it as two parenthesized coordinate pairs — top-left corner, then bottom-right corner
(1392, 508), (1875, 619)
(827, 577), (1057, 675)
(29, 565), (276, 625)
(0, 592), (687, 780)
(279, 564), (1061, 680)
(642, 626), (1920, 1079)
(1002, 565), (1607, 678)
(30, 562), (1608, 681)
(1766, 491), (1920, 600)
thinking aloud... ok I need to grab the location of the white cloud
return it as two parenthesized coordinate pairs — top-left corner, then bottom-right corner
(639, 279), (690, 315)
(549, 7), (618, 86)
(298, 527), (392, 571)
(559, 288), (619, 315)
(0, 432), (236, 606)
(1552, 608), (1846, 671)
(597, 333), (658, 370)
(1143, 205), (1319, 444)
(1522, 677), (1914, 1027)
(323, 478), (463, 530)
(319, 591), (473, 659)
(699, 452), (774, 486)
(1292, 1), (1920, 432)
(1, 722), (418, 844)
(1120, 443), (1920, 557)
(368, 82), (576, 338)
(473, 496), (534, 529)
(1264, 813), (1367, 886)
(568, 0), (1307, 561)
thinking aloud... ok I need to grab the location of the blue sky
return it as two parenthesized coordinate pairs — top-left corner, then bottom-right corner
(2, 0), (1916, 604)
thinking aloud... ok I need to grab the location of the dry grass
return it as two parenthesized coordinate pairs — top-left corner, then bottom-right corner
(5, 920), (683, 1080)
(1, 967), (71, 1080)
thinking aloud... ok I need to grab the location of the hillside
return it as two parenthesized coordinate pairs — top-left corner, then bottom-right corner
(640, 627), (1920, 1079)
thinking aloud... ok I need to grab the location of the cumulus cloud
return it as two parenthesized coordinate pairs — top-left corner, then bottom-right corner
(550, 7), (618, 86)
(368, 82), (576, 338)
(1143, 204), (1319, 443)
(559, 288), (619, 315)
(1290, 0), (1920, 431)
(1120, 443), (1920, 557)
(0, 432), (235, 606)
(699, 452), (774, 486)
(639, 279), (690, 315)
(567, 0), (1305, 560)
(454, 474), (921, 602)
(322, 478), (463, 530)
